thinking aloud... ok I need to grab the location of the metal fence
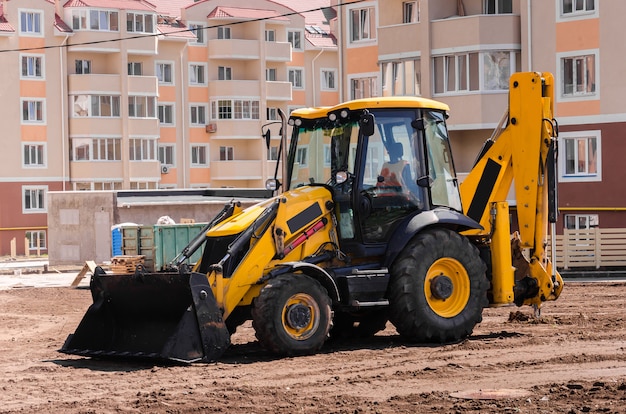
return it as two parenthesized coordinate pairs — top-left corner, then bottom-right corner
(549, 228), (626, 269)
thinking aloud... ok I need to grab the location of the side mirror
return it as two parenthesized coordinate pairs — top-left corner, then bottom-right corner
(359, 112), (375, 137)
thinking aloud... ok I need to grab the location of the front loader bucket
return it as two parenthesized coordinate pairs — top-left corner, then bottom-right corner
(60, 270), (230, 363)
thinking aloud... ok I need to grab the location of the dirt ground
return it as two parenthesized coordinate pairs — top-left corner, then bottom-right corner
(1, 280), (625, 414)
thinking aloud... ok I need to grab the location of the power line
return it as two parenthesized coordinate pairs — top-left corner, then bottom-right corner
(0, 0), (365, 54)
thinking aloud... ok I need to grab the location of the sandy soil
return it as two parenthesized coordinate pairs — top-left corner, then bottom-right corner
(0, 280), (625, 413)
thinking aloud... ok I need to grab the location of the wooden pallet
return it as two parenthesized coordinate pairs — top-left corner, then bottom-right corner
(109, 255), (145, 274)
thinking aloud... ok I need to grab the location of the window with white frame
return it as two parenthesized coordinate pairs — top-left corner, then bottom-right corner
(218, 66), (232, 80)
(484, 0), (512, 14)
(188, 23), (205, 44)
(129, 138), (157, 161)
(287, 30), (302, 50)
(219, 146), (234, 161)
(21, 55), (43, 79)
(211, 99), (260, 120)
(72, 10), (87, 30)
(71, 137), (122, 161)
(565, 214), (598, 230)
(560, 131), (601, 182)
(156, 62), (173, 84)
(126, 12), (154, 33)
(350, 6), (376, 42)
(267, 107), (279, 121)
(127, 62), (142, 75)
(350, 76), (377, 99)
(88, 10), (119, 31)
(561, 0), (595, 17)
(158, 144), (175, 166)
(21, 99), (44, 123)
(267, 145), (279, 161)
(382, 59), (421, 96)
(189, 63), (206, 85)
(191, 145), (209, 166)
(73, 95), (120, 117)
(26, 230), (46, 250)
(296, 146), (308, 167)
(19, 10), (42, 35)
(23, 143), (45, 167)
(266, 68), (277, 81)
(73, 181), (122, 191)
(265, 30), (275, 42)
(217, 26), (231, 39)
(403, 1), (419, 23)
(561, 53), (596, 97)
(130, 181), (157, 190)
(158, 104), (174, 125)
(321, 69), (337, 90)
(75, 59), (91, 74)
(23, 186), (46, 213)
(128, 96), (156, 118)
(190, 105), (207, 125)
(288, 68), (304, 88)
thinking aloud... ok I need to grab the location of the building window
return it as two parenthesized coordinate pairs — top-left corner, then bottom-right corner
(561, 0), (595, 16)
(267, 107), (278, 121)
(88, 10), (119, 31)
(156, 62), (173, 84)
(23, 144), (45, 167)
(218, 66), (232, 80)
(565, 214), (598, 230)
(72, 10), (87, 30)
(350, 76), (377, 99)
(73, 95), (120, 117)
(128, 96), (156, 118)
(287, 30), (302, 50)
(130, 181), (157, 190)
(560, 132), (600, 183)
(158, 145), (175, 166)
(350, 6), (376, 42)
(561, 53), (596, 97)
(265, 30), (275, 41)
(158, 104), (174, 125)
(267, 145), (279, 161)
(26, 230), (46, 251)
(382, 59), (421, 96)
(219, 146), (234, 161)
(321, 69), (337, 90)
(191, 145), (208, 166)
(217, 26), (231, 39)
(129, 138), (157, 161)
(189, 64), (206, 85)
(127, 62), (142, 75)
(21, 99), (45, 123)
(21, 55), (43, 79)
(484, 0), (512, 14)
(71, 138), (122, 161)
(190, 105), (207, 125)
(189, 23), (205, 44)
(403, 1), (419, 23)
(211, 99), (260, 120)
(296, 147), (308, 167)
(19, 10), (42, 35)
(126, 12), (154, 33)
(23, 186), (46, 213)
(288, 68), (304, 88)
(433, 51), (516, 94)
(75, 59), (91, 74)
(266, 68), (277, 81)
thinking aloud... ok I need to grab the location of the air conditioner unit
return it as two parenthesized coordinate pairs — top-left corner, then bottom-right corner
(206, 123), (217, 133)
(161, 165), (170, 174)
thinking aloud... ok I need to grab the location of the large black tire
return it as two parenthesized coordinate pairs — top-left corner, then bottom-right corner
(330, 310), (388, 339)
(388, 228), (488, 343)
(251, 273), (332, 356)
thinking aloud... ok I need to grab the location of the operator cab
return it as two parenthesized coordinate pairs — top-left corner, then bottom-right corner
(286, 98), (462, 258)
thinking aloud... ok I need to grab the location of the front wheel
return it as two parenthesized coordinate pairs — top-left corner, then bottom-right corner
(388, 228), (488, 343)
(252, 273), (332, 356)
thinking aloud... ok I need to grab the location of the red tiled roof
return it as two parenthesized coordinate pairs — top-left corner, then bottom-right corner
(157, 22), (196, 39)
(54, 13), (73, 33)
(207, 6), (290, 22)
(273, 0), (337, 48)
(63, 0), (156, 12)
(0, 3), (15, 33)
(154, 0), (194, 18)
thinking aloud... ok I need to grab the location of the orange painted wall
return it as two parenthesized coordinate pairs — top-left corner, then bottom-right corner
(190, 168), (209, 183)
(556, 100), (601, 117)
(188, 87), (208, 102)
(20, 125), (47, 141)
(188, 46), (208, 62)
(159, 128), (177, 142)
(556, 19), (599, 52)
(345, 45), (378, 74)
(158, 86), (177, 101)
(290, 51), (305, 66)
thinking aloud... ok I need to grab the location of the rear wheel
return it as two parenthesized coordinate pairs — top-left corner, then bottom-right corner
(388, 228), (488, 343)
(252, 273), (332, 356)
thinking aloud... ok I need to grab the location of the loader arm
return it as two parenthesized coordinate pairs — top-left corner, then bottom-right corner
(459, 72), (563, 308)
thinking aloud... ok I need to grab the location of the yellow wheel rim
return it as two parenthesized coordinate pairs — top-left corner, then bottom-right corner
(282, 293), (320, 340)
(424, 258), (470, 318)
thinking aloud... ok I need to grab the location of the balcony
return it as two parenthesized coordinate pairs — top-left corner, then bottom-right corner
(209, 80), (260, 96)
(266, 81), (292, 101)
(431, 14), (520, 51)
(442, 92), (508, 128)
(265, 41), (291, 62)
(208, 39), (260, 60)
(70, 160), (123, 180)
(69, 74), (121, 94)
(69, 117), (123, 136)
(208, 120), (262, 138)
(210, 160), (263, 180)
(67, 31), (121, 54)
(129, 160), (161, 178)
(128, 118), (159, 136)
(128, 76), (158, 95)
(378, 23), (422, 57)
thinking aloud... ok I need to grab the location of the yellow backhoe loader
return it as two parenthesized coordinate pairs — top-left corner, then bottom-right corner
(61, 72), (563, 363)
